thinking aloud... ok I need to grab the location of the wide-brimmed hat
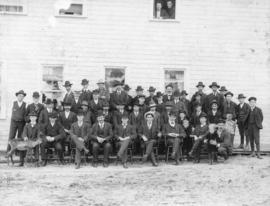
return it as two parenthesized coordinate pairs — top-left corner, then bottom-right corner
(97, 79), (105, 84)
(180, 90), (188, 96)
(219, 86), (227, 92)
(77, 109), (85, 116)
(248, 97), (257, 101)
(97, 110), (105, 117)
(62, 101), (72, 107)
(144, 111), (154, 118)
(81, 79), (89, 85)
(45, 98), (53, 105)
(165, 84), (173, 89)
(148, 86), (156, 92)
(123, 84), (131, 91)
(32, 91), (40, 98)
(48, 112), (58, 119)
(196, 82), (205, 88)
(63, 81), (72, 87)
(156, 91), (163, 98)
(210, 100), (218, 107)
(81, 100), (89, 107)
(238, 94), (246, 99)
(149, 102), (157, 108)
(28, 111), (37, 117)
(15, 90), (26, 97)
(224, 91), (233, 97)
(136, 86), (144, 91)
(209, 82), (220, 88)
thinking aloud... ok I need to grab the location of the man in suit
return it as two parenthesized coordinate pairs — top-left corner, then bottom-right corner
(25, 92), (44, 123)
(163, 84), (174, 103)
(172, 90), (185, 115)
(112, 104), (129, 128)
(110, 81), (129, 111)
(80, 100), (94, 125)
(89, 89), (104, 121)
(138, 95), (148, 114)
(40, 112), (66, 166)
(38, 98), (55, 129)
(123, 84), (133, 112)
(90, 111), (113, 167)
(7, 90), (27, 153)
(205, 82), (224, 113)
(114, 114), (136, 168)
(161, 101), (174, 126)
(180, 90), (191, 116)
(191, 82), (207, 109)
(78, 79), (92, 107)
(236, 94), (250, 149)
(190, 103), (205, 128)
(102, 101), (113, 124)
(145, 86), (158, 105)
(247, 97), (263, 159)
(139, 111), (161, 166)
(156, 91), (165, 114)
(149, 102), (162, 131)
(63, 81), (77, 113)
(191, 92), (205, 114)
(165, 0), (175, 19)
(154, 1), (169, 19)
(217, 121), (233, 160)
(219, 86), (228, 97)
(97, 79), (110, 102)
(207, 100), (222, 124)
(132, 85), (144, 106)
(222, 91), (237, 120)
(162, 111), (186, 165)
(70, 110), (90, 169)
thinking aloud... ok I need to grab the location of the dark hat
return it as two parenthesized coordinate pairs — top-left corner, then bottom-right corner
(165, 84), (173, 89)
(121, 114), (129, 119)
(133, 101), (140, 107)
(97, 110), (105, 117)
(77, 109), (85, 116)
(15, 90), (26, 97)
(45, 98), (53, 105)
(114, 80), (123, 87)
(81, 79), (89, 85)
(48, 112), (58, 119)
(238, 94), (246, 99)
(209, 82), (220, 88)
(156, 91), (163, 98)
(32, 92), (40, 98)
(148, 86), (156, 92)
(219, 86), (227, 92)
(102, 101), (110, 108)
(144, 111), (154, 118)
(173, 90), (181, 97)
(199, 112), (208, 119)
(169, 110), (178, 117)
(224, 91), (233, 97)
(28, 111), (37, 117)
(123, 84), (131, 91)
(92, 89), (100, 95)
(136, 85), (144, 91)
(210, 100), (218, 107)
(180, 90), (188, 96)
(62, 101), (72, 107)
(196, 82), (205, 88)
(138, 94), (145, 99)
(165, 101), (173, 108)
(63, 81), (72, 87)
(179, 110), (187, 114)
(149, 102), (157, 108)
(81, 100), (89, 107)
(248, 97), (257, 101)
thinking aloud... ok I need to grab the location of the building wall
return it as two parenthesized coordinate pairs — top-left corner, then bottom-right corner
(0, 0), (270, 149)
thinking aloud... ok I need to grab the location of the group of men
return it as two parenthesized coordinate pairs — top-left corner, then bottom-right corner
(7, 78), (263, 169)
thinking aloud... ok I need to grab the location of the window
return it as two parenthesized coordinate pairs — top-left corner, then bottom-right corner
(55, 0), (85, 17)
(153, 0), (176, 20)
(105, 67), (126, 93)
(0, 0), (27, 15)
(164, 69), (184, 91)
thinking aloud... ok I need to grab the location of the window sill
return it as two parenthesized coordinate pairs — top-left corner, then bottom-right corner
(0, 12), (27, 16)
(149, 19), (180, 23)
(55, 15), (87, 19)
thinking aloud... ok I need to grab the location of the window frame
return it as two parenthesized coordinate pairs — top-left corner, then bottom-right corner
(104, 66), (127, 93)
(150, 0), (179, 23)
(54, 0), (87, 18)
(41, 64), (64, 93)
(164, 68), (186, 92)
(0, 0), (28, 16)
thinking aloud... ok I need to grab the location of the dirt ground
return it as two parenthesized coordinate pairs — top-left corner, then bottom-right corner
(0, 156), (270, 206)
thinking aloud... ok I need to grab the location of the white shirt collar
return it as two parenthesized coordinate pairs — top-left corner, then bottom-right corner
(17, 101), (23, 107)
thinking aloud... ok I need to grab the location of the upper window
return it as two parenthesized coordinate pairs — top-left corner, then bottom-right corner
(0, 0), (27, 15)
(55, 1), (85, 17)
(105, 67), (126, 93)
(153, 0), (176, 20)
(164, 69), (184, 91)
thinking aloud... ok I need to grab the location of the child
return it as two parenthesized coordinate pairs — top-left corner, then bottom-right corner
(225, 112), (236, 148)
(206, 124), (219, 165)
(182, 119), (193, 161)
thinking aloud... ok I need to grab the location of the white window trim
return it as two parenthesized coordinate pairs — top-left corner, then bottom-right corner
(54, 0), (87, 18)
(0, 0), (28, 16)
(0, 62), (7, 119)
(163, 68), (188, 92)
(149, 0), (180, 23)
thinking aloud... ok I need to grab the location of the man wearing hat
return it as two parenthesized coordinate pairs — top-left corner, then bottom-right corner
(139, 111), (161, 166)
(7, 90), (27, 154)
(180, 90), (191, 116)
(191, 82), (207, 109)
(132, 85), (144, 106)
(112, 103), (129, 128)
(207, 100), (222, 124)
(89, 89), (104, 121)
(219, 86), (228, 97)
(205, 82), (224, 113)
(190, 103), (205, 127)
(80, 100), (94, 125)
(247, 97), (263, 158)
(102, 101), (113, 124)
(222, 91), (237, 120)
(191, 92), (205, 114)
(145, 86), (158, 106)
(97, 79), (110, 101)
(156, 91), (165, 114)
(162, 111), (186, 165)
(110, 81), (129, 111)
(19, 111), (40, 167)
(163, 84), (174, 103)
(90, 111), (113, 167)
(40, 112), (66, 166)
(138, 94), (148, 114)
(149, 102), (162, 131)
(161, 101), (175, 126)
(25, 92), (44, 123)
(114, 114), (137, 168)
(172, 90), (185, 115)
(78, 79), (92, 108)
(236, 94), (251, 149)
(123, 84), (133, 112)
(63, 81), (76, 113)
(70, 110), (90, 169)
(38, 98), (55, 129)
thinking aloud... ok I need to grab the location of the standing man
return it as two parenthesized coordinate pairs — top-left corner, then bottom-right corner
(217, 120), (233, 160)
(236, 94), (250, 149)
(132, 86), (144, 106)
(38, 98), (55, 129)
(7, 90), (27, 153)
(180, 90), (191, 116)
(172, 90), (185, 114)
(110, 81), (129, 111)
(205, 82), (224, 113)
(163, 84), (174, 103)
(191, 82), (207, 112)
(123, 84), (133, 112)
(78, 79), (92, 107)
(63, 81), (76, 113)
(219, 86), (228, 97)
(25, 92), (44, 123)
(247, 97), (263, 159)
(222, 91), (237, 120)
(89, 89), (104, 121)
(145, 86), (158, 105)
(97, 79), (110, 102)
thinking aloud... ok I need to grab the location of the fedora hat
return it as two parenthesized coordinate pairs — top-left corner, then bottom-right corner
(32, 91), (40, 98)
(248, 97), (257, 101)
(156, 91), (163, 98)
(123, 84), (131, 91)
(77, 109), (85, 116)
(196, 82), (205, 88)
(144, 111), (154, 119)
(219, 86), (227, 92)
(97, 110), (105, 117)
(148, 86), (156, 92)
(238, 94), (246, 99)
(48, 112), (58, 119)
(81, 79), (89, 85)
(63, 81), (72, 87)
(209, 82), (220, 88)
(199, 112), (208, 119)
(224, 91), (233, 97)
(180, 90), (188, 96)
(45, 98), (53, 105)
(136, 85), (144, 91)
(15, 90), (26, 97)
(210, 100), (218, 107)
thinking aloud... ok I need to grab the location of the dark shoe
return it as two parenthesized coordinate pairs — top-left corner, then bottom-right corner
(41, 160), (47, 167)
(152, 162), (158, 167)
(142, 155), (148, 162)
(103, 162), (109, 168)
(237, 144), (244, 149)
(92, 162), (98, 168)
(123, 162), (128, 169)
(256, 153), (263, 159)
(17, 162), (24, 167)
(75, 163), (80, 169)
(249, 152), (256, 157)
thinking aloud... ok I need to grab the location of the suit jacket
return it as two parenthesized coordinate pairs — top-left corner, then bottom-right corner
(163, 94), (173, 103)
(247, 107), (263, 129)
(90, 122), (113, 142)
(70, 122), (91, 142)
(162, 123), (186, 139)
(38, 108), (56, 128)
(192, 124), (209, 139)
(11, 101), (27, 122)
(129, 111), (144, 131)
(236, 103), (250, 124)
(110, 91), (129, 110)
(78, 90), (92, 106)
(207, 110), (222, 124)
(40, 122), (65, 142)
(58, 111), (77, 130)
(190, 111), (206, 127)
(205, 93), (224, 113)
(25, 103), (44, 122)
(22, 123), (40, 140)
(138, 122), (159, 140)
(114, 124), (137, 141)
(172, 100), (185, 114)
(180, 99), (191, 116)
(98, 88), (110, 102)
(63, 92), (77, 113)
(222, 100), (237, 119)
(145, 96), (158, 105)
(156, 102), (165, 114)
(112, 110), (129, 128)
(89, 99), (104, 117)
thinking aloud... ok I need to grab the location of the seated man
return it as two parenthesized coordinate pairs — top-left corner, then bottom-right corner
(114, 114), (136, 168)
(139, 111), (161, 167)
(19, 111), (40, 167)
(40, 112), (66, 166)
(70, 110), (90, 169)
(162, 111), (186, 165)
(90, 111), (113, 167)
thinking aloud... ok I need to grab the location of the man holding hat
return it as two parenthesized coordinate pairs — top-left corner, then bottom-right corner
(236, 94), (251, 149)
(25, 92), (44, 123)
(78, 79), (92, 107)
(114, 114), (137, 168)
(38, 98), (55, 129)
(162, 110), (186, 165)
(205, 82), (224, 113)
(163, 84), (174, 103)
(247, 97), (263, 158)
(110, 81), (129, 111)
(90, 111), (113, 167)
(7, 90), (27, 153)
(63, 81), (76, 113)
(40, 111), (66, 166)
(222, 91), (237, 120)
(191, 82), (207, 109)
(97, 79), (110, 101)
(145, 86), (158, 105)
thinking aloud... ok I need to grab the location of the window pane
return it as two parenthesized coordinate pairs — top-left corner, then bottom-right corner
(59, 4), (83, 16)
(105, 68), (125, 92)
(153, 0), (176, 19)
(0, 5), (23, 13)
(42, 66), (63, 91)
(164, 70), (184, 91)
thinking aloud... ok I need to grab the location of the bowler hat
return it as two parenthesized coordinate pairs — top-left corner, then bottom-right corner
(123, 84), (131, 91)
(148, 86), (156, 92)
(63, 81), (72, 87)
(81, 79), (89, 85)
(114, 80), (123, 87)
(48, 112), (58, 119)
(224, 91), (233, 97)
(97, 110), (105, 117)
(28, 111), (37, 117)
(144, 111), (154, 118)
(196, 82), (205, 88)
(238, 94), (246, 99)
(156, 91), (163, 98)
(136, 86), (144, 91)
(45, 98), (53, 105)
(97, 79), (105, 84)
(77, 109), (85, 116)
(180, 90), (188, 96)
(209, 82), (220, 88)
(165, 84), (173, 89)
(173, 90), (181, 97)
(32, 92), (40, 98)
(248, 97), (257, 101)
(199, 112), (208, 119)
(15, 90), (26, 97)
(92, 89), (100, 95)
(219, 86), (227, 92)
